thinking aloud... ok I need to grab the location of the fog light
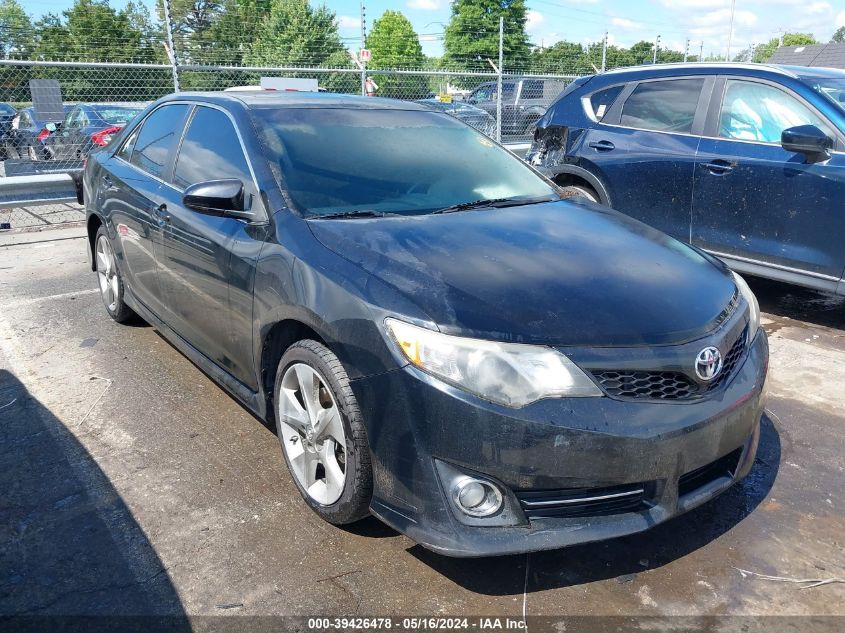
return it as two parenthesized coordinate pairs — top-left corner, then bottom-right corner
(452, 477), (503, 517)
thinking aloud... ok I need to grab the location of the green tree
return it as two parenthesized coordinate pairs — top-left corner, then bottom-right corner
(443, 0), (530, 73)
(247, 0), (344, 67)
(206, 0), (271, 65)
(0, 0), (33, 58)
(530, 41), (587, 74)
(832, 26), (845, 43)
(366, 10), (426, 98)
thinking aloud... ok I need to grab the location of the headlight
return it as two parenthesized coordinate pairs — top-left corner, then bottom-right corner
(731, 271), (760, 342)
(384, 318), (602, 408)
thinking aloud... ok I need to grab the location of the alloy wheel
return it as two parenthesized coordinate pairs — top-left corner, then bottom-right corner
(95, 235), (119, 312)
(278, 363), (347, 505)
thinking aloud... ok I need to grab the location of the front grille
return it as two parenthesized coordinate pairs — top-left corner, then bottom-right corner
(516, 483), (650, 519)
(591, 327), (748, 401)
(678, 448), (742, 497)
(593, 370), (697, 400)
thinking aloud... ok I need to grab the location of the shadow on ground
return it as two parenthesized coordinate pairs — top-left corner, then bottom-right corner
(0, 368), (188, 622)
(410, 415), (780, 596)
(748, 276), (845, 330)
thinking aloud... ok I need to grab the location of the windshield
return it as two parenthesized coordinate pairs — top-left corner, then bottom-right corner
(801, 76), (845, 118)
(93, 106), (143, 125)
(253, 107), (558, 218)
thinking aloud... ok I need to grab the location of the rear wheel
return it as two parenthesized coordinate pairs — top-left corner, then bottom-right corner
(274, 340), (372, 525)
(560, 184), (600, 204)
(94, 227), (135, 323)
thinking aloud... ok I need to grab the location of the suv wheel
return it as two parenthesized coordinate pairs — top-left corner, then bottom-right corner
(94, 227), (135, 323)
(560, 184), (600, 204)
(274, 340), (373, 525)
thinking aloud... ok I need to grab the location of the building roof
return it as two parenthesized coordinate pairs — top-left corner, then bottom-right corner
(769, 43), (845, 70)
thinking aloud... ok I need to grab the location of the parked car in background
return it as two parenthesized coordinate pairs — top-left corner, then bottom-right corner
(415, 98), (496, 137)
(528, 63), (845, 296)
(47, 103), (145, 161)
(3, 105), (72, 161)
(83, 92), (767, 557)
(0, 103), (16, 160)
(467, 77), (569, 138)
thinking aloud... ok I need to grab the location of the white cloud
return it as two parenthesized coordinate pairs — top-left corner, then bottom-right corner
(807, 2), (832, 15)
(691, 9), (758, 28)
(337, 15), (360, 29)
(406, 0), (445, 10)
(610, 17), (645, 31)
(526, 10), (544, 33)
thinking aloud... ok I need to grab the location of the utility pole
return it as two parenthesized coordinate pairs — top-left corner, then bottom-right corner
(699, 40), (704, 62)
(601, 31), (608, 72)
(360, 1), (367, 97)
(683, 38), (690, 62)
(496, 16), (503, 143)
(749, 42), (756, 63)
(162, 0), (180, 92)
(653, 34), (660, 64)
(726, 0), (736, 61)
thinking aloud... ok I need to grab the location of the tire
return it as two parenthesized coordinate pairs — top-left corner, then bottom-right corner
(560, 184), (601, 204)
(274, 339), (372, 525)
(94, 226), (135, 323)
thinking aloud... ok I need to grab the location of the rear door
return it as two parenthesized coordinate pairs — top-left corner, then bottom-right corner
(104, 103), (190, 317)
(692, 77), (845, 283)
(588, 76), (712, 241)
(155, 105), (263, 388)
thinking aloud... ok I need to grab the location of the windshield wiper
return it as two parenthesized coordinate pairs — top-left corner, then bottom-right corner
(431, 196), (555, 215)
(313, 209), (388, 220)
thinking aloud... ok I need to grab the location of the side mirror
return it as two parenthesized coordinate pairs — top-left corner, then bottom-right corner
(45, 122), (57, 132)
(781, 124), (832, 160)
(183, 179), (250, 219)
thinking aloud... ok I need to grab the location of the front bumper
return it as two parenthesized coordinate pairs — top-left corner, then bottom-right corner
(350, 330), (768, 557)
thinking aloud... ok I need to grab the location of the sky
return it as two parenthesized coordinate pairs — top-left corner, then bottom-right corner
(22, 0), (845, 60)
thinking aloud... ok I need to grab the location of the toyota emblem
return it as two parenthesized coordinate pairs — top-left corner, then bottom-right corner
(695, 346), (723, 381)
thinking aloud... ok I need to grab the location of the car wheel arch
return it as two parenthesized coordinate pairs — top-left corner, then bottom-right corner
(86, 213), (104, 272)
(552, 167), (611, 207)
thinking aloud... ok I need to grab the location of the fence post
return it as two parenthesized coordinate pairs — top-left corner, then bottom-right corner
(496, 16), (503, 143)
(360, 1), (367, 96)
(162, 0), (180, 92)
(601, 32), (607, 72)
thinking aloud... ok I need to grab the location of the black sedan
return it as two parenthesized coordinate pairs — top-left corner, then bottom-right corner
(82, 92), (768, 557)
(3, 105), (72, 161)
(48, 103), (144, 161)
(0, 103), (16, 160)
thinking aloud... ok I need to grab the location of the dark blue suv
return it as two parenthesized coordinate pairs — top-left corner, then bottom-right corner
(528, 63), (845, 296)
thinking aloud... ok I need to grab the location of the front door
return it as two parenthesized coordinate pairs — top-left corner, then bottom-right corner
(692, 78), (845, 282)
(156, 105), (261, 388)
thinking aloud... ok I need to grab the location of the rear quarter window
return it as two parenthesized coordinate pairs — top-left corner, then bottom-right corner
(588, 85), (624, 121)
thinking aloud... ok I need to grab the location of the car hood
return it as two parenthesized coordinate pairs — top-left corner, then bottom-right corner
(307, 200), (736, 346)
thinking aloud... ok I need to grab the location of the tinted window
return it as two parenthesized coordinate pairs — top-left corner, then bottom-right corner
(129, 104), (189, 179)
(173, 107), (251, 190)
(720, 80), (832, 143)
(117, 128), (138, 162)
(620, 78), (704, 133)
(589, 85), (624, 121)
(253, 107), (557, 218)
(521, 80), (543, 100)
(801, 76), (845, 117)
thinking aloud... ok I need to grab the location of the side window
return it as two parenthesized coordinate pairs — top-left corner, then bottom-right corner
(719, 80), (831, 143)
(471, 86), (492, 103)
(521, 80), (544, 100)
(117, 128), (138, 161)
(129, 104), (189, 179)
(589, 85), (624, 121)
(172, 107), (251, 194)
(620, 78), (705, 134)
(65, 108), (81, 129)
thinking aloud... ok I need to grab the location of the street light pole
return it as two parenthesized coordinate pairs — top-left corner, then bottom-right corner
(726, 0), (736, 61)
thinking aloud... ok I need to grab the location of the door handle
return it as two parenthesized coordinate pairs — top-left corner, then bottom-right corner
(153, 204), (170, 224)
(588, 140), (615, 152)
(701, 160), (735, 175)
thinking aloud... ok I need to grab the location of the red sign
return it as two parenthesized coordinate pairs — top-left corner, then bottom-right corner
(360, 49), (371, 62)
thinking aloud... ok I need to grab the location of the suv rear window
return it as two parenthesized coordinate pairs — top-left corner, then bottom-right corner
(589, 85), (624, 121)
(520, 80), (544, 100)
(620, 78), (704, 134)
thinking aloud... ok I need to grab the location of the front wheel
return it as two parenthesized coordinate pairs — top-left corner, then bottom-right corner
(274, 340), (372, 525)
(94, 227), (135, 323)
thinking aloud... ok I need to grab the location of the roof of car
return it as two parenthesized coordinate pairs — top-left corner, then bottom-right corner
(602, 62), (798, 77)
(160, 91), (430, 111)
